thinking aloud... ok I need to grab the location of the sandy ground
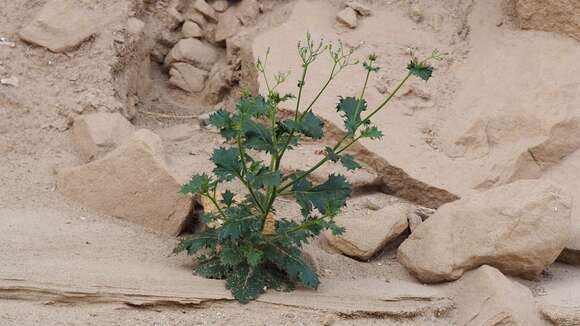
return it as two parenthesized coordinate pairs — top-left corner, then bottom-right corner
(2, 0), (580, 324)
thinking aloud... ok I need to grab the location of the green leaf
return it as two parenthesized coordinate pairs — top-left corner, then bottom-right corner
(195, 255), (229, 279)
(217, 206), (259, 241)
(325, 147), (360, 171)
(242, 120), (276, 153)
(248, 168), (283, 189)
(221, 190), (235, 207)
(292, 174), (352, 216)
(209, 110), (237, 140)
(361, 125), (383, 139)
(407, 59), (433, 81)
(241, 244), (263, 267)
(212, 147), (242, 181)
(237, 95), (268, 117)
(336, 96), (368, 134)
(181, 174), (211, 195)
(174, 230), (218, 255)
(290, 111), (324, 139)
(263, 242), (319, 289)
(220, 247), (244, 267)
(264, 267), (295, 291)
(226, 265), (266, 304)
(338, 154), (360, 170)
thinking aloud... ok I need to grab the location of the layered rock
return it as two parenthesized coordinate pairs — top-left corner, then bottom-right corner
(514, 0), (580, 41)
(58, 130), (192, 236)
(398, 180), (572, 283)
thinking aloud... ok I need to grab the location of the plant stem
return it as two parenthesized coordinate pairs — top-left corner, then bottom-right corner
(204, 193), (227, 221)
(236, 131), (267, 213)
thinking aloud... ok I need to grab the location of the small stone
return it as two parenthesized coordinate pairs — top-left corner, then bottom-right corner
(364, 198), (382, 211)
(236, 0), (260, 26)
(165, 38), (219, 71)
(204, 64), (233, 104)
(345, 1), (371, 16)
(453, 265), (545, 325)
(194, 0), (218, 23)
(169, 63), (208, 93)
(212, 0), (230, 12)
(215, 10), (241, 42)
(0, 77), (19, 87)
(182, 21), (203, 38)
(323, 203), (411, 260)
(72, 112), (135, 162)
(18, 0), (97, 53)
(336, 7), (358, 29)
(127, 17), (145, 36)
(409, 5), (423, 23)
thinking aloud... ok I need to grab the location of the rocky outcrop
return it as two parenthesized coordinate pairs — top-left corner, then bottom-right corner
(72, 113), (135, 162)
(323, 203), (411, 260)
(164, 38), (219, 71)
(336, 8), (358, 29)
(452, 265), (546, 325)
(398, 180), (572, 283)
(18, 0), (98, 52)
(514, 0), (580, 41)
(168, 63), (208, 93)
(58, 130), (192, 236)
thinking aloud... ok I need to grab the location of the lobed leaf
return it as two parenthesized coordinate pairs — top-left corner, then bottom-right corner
(336, 96), (368, 135)
(212, 147), (243, 181)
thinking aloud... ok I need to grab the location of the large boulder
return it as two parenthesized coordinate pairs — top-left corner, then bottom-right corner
(58, 130), (192, 236)
(323, 202), (411, 260)
(452, 265), (546, 325)
(18, 0), (97, 53)
(398, 180), (572, 283)
(514, 0), (580, 41)
(72, 112), (135, 162)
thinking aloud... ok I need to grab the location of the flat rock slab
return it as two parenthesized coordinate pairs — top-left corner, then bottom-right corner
(19, 0), (98, 52)
(0, 208), (453, 318)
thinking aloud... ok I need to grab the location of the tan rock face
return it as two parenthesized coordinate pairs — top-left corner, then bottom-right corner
(18, 0), (97, 53)
(194, 0), (218, 23)
(398, 180), (572, 283)
(215, 10), (241, 42)
(72, 113), (135, 162)
(345, 1), (371, 16)
(58, 130), (192, 236)
(164, 38), (219, 71)
(515, 0), (580, 41)
(324, 203), (411, 260)
(452, 265), (545, 326)
(168, 63), (208, 93)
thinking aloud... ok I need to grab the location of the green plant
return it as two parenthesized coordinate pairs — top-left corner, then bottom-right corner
(175, 34), (441, 303)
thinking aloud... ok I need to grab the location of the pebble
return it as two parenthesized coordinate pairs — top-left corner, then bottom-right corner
(1, 76), (19, 87)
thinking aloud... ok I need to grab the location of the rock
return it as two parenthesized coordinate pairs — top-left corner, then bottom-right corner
(158, 30), (180, 48)
(336, 8), (358, 29)
(398, 180), (572, 283)
(72, 112), (135, 162)
(127, 18), (145, 36)
(156, 124), (200, 142)
(212, 0), (230, 12)
(182, 21), (203, 38)
(18, 0), (97, 53)
(215, 10), (241, 42)
(558, 231), (580, 265)
(345, 1), (371, 16)
(57, 130), (192, 236)
(409, 4), (423, 23)
(168, 63), (208, 93)
(165, 38), (219, 71)
(324, 203), (410, 260)
(236, 0), (260, 26)
(0, 77), (19, 87)
(185, 11), (208, 28)
(204, 64), (233, 104)
(194, 0), (218, 23)
(167, 6), (185, 29)
(452, 265), (545, 325)
(540, 303), (580, 326)
(514, 0), (580, 41)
